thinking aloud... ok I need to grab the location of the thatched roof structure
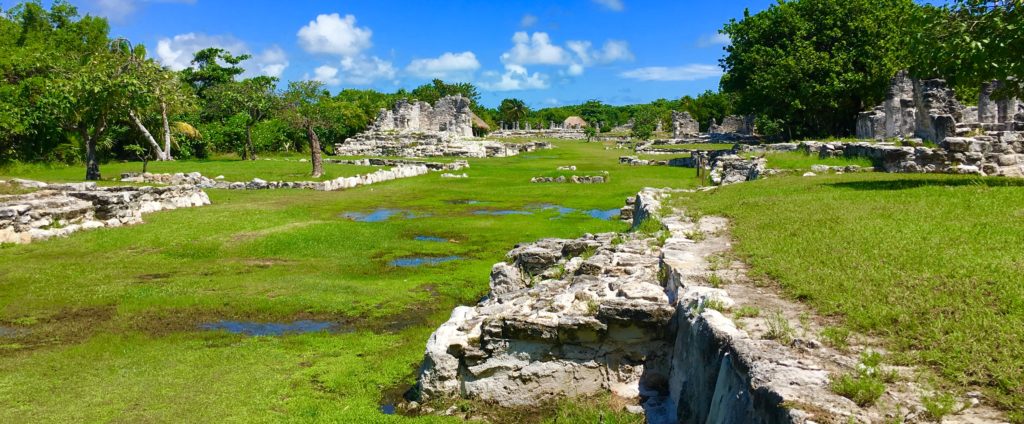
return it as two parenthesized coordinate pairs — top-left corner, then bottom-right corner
(471, 111), (490, 130)
(563, 116), (587, 129)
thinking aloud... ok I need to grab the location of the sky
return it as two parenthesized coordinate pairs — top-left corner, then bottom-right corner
(53, 0), (779, 108)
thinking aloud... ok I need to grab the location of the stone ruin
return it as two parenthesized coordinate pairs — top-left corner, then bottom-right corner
(488, 119), (587, 140)
(709, 115), (756, 142)
(671, 111), (699, 139)
(1, 179), (209, 244)
(371, 95), (473, 138)
(857, 71), (1023, 142)
(337, 95), (552, 158)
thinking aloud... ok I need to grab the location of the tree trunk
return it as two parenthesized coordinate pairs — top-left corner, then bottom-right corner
(128, 110), (167, 160)
(307, 125), (324, 178)
(83, 130), (100, 181)
(245, 124), (257, 160)
(160, 102), (174, 160)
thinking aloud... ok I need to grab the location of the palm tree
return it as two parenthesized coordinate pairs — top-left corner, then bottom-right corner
(498, 98), (530, 126)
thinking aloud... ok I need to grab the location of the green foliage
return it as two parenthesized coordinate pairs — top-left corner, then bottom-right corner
(629, 108), (657, 141)
(721, 0), (921, 139)
(765, 310), (794, 344)
(921, 392), (959, 422)
(910, 1), (1024, 99)
(831, 371), (886, 407)
(180, 47), (250, 99)
(821, 326), (851, 351)
(734, 305), (761, 319)
(498, 98), (530, 124)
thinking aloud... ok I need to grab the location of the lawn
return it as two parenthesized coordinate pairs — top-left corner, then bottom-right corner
(760, 150), (875, 170)
(672, 173), (1024, 420)
(0, 155), (380, 183)
(0, 140), (696, 422)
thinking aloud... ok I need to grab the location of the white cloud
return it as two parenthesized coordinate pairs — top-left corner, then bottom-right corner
(696, 33), (731, 48)
(88, 0), (195, 23)
(339, 55), (396, 85)
(155, 33), (287, 79)
(297, 13), (373, 57)
(309, 65), (340, 85)
(479, 64), (549, 91)
(566, 63), (584, 76)
(592, 0), (624, 11)
(405, 51), (480, 79)
(520, 14), (538, 28)
(596, 40), (634, 62)
(501, 32), (571, 66)
(619, 64), (723, 81)
(155, 33), (247, 71)
(254, 46), (289, 78)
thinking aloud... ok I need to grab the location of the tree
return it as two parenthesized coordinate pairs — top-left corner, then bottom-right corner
(280, 81), (338, 177)
(206, 76), (278, 160)
(910, 1), (1024, 98)
(498, 98), (530, 126)
(630, 109), (657, 141)
(180, 47), (250, 99)
(720, 0), (920, 139)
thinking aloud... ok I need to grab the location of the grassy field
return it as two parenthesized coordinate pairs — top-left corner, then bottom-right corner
(672, 173), (1024, 420)
(0, 157), (380, 183)
(0, 141), (695, 422)
(759, 151), (874, 170)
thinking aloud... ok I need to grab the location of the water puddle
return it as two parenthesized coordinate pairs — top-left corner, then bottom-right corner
(446, 199), (486, 205)
(540, 204), (576, 215)
(380, 404), (396, 415)
(414, 235), (448, 243)
(586, 208), (621, 220)
(390, 256), (463, 267)
(341, 209), (420, 222)
(200, 320), (335, 336)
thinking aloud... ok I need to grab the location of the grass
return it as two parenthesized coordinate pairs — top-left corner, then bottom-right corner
(671, 172), (1024, 420)
(764, 309), (795, 344)
(0, 140), (696, 422)
(831, 351), (892, 407)
(0, 154), (381, 183)
(759, 151), (874, 170)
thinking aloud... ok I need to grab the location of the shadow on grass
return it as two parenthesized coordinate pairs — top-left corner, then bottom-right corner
(826, 177), (1024, 191)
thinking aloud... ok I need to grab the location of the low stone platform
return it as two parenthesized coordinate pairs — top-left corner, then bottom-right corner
(121, 164), (437, 191)
(0, 180), (209, 244)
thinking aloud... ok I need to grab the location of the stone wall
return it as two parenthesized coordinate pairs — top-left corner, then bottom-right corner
(335, 136), (552, 158)
(672, 111), (699, 139)
(1, 181), (209, 244)
(122, 164), (437, 191)
(371, 96), (473, 138)
(487, 129), (587, 140)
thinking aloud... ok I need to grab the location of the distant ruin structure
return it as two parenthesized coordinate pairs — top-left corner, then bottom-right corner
(671, 111), (699, 138)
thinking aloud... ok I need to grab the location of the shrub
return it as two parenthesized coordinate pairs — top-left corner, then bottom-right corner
(765, 310), (794, 344)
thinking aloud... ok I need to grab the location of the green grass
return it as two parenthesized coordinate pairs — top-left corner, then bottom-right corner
(759, 151), (874, 170)
(672, 173), (1024, 420)
(0, 140), (696, 422)
(0, 156), (380, 183)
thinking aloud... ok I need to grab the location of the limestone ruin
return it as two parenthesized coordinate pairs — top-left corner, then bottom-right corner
(671, 111), (699, 139)
(337, 95), (552, 157)
(857, 71), (1023, 142)
(1, 180), (209, 244)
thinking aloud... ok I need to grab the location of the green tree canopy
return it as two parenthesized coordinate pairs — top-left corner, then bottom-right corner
(721, 0), (920, 139)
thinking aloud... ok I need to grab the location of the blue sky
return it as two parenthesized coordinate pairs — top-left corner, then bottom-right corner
(60, 0), (778, 108)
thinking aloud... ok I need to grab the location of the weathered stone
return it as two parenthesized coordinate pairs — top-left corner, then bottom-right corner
(671, 111), (699, 139)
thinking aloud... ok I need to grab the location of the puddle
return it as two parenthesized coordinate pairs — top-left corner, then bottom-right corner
(200, 320), (335, 336)
(380, 404), (396, 415)
(415, 235), (448, 243)
(446, 199), (486, 205)
(342, 209), (421, 222)
(389, 256), (463, 267)
(473, 210), (532, 216)
(540, 204), (576, 215)
(586, 208), (621, 220)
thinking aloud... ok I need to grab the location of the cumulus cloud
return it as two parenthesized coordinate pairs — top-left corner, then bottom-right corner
(619, 64), (723, 81)
(520, 14), (538, 28)
(297, 13), (373, 56)
(500, 32), (632, 79)
(155, 33), (247, 71)
(592, 0), (624, 11)
(406, 51), (480, 79)
(253, 46), (289, 78)
(501, 32), (572, 66)
(696, 33), (731, 48)
(309, 65), (340, 85)
(155, 33), (288, 78)
(479, 64), (549, 91)
(339, 55), (396, 85)
(87, 0), (195, 23)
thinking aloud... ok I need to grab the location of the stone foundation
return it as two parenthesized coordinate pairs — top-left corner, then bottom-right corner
(0, 181), (209, 244)
(121, 164), (441, 191)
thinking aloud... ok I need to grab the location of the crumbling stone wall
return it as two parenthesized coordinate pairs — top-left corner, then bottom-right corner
(672, 111), (699, 139)
(371, 95), (473, 138)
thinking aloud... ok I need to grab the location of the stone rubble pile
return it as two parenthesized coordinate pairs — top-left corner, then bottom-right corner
(672, 111), (699, 139)
(708, 154), (767, 185)
(327, 158), (469, 171)
(121, 165), (434, 191)
(487, 128), (587, 140)
(618, 156), (689, 167)
(0, 180), (209, 244)
(529, 175), (607, 184)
